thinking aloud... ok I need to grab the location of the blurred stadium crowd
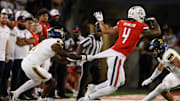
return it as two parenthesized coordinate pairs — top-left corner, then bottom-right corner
(0, 0), (180, 101)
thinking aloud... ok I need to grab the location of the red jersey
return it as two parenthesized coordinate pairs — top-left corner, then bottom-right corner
(31, 32), (39, 46)
(39, 22), (50, 40)
(112, 20), (148, 57)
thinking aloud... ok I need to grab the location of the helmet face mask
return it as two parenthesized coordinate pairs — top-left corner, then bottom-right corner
(153, 48), (159, 58)
(128, 6), (146, 22)
(149, 38), (167, 58)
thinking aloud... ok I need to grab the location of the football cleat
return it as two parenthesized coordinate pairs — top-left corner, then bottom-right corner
(9, 91), (18, 101)
(37, 97), (48, 101)
(85, 84), (96, 97)
(78, 97), (89, 101)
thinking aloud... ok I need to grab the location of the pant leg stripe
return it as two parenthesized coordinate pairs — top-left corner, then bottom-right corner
(114, 59), (122, 87)
(110, 56), (118, 86)
(32, 67), (47, 79)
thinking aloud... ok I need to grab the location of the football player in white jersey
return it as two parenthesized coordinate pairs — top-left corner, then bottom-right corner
(141, 38), (180, 101)
(10, 27), (90, 101)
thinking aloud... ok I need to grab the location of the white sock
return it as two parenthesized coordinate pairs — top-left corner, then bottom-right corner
(14, 80), (41, 98)
(89, 86), (117, 100)
(94, 80), (108, 91)
(142, 83), (166, 101)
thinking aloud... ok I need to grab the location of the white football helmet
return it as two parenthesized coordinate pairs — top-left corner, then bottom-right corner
(1, 8), (13, 14)
(128, 6), (146, 22)
(15, 10), (32, 21)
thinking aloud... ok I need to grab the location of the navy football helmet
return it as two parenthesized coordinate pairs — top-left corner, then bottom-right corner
(48, 26), (65, 40)
(149, 38), (167, 57)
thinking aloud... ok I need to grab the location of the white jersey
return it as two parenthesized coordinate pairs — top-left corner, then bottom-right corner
(23, 38), (64, 65)
(8, 29), (17, 60)
(0, 25), (10, 61)
(157, 48), (180, 77)
(14, 27), (33, 59)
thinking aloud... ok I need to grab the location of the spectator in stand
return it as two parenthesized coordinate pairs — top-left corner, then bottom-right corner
(65, 25), (84, 52)
(10, 15), (35, 100)
(162, 24), (176, 48)
(4, 8), (18, 100)
(37, 8), (50, 41)
(25, 16), (39, 47)
(0, 8), (10, 100)
(15, 0), (28, 10)
(49, 9), (63, 27)
(174, 30), (180, 53)
(0, 0), (15, 10)
(30, 19), (40, 46)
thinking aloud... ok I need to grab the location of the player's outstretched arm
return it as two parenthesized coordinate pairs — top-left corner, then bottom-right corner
(52, 54), (69, 64)
(142, 63), (164, 86)
(94, 12), (118, 35)
(51, 44), (81, 60)
(51, 43), (94, 61)
(142, 17), (161, 37)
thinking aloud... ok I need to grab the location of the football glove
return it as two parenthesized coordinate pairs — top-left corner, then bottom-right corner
(141, 78), (153, 86)
(81, 55), (94, 61)
(93, 12), (103, 21)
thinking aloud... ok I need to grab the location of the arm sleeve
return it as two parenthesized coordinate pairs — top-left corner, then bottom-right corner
(143, 23), (149, 30)
(150, 67), (162, 80)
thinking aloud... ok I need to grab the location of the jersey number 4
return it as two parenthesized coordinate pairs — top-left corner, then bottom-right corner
(122, 27), (131, 44)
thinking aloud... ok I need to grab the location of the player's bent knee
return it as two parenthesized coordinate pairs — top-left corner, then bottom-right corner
(157, 83), (169, 92)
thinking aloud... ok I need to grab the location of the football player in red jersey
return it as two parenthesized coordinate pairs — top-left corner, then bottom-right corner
(78, 6), (161, 101)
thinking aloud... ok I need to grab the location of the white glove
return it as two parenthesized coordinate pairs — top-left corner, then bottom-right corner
(66, 57), (76, 62)
(146, 17), (155, 21)
(81, 55), (94, 61)
(141, 78), (153, 86)
(93, 12), (103, 21)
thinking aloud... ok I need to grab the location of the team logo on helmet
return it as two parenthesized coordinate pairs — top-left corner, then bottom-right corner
(149, 38), (167, 58)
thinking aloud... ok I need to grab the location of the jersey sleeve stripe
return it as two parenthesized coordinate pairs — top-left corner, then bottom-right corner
(56, 43), (63, 48)
(110, 56), (118, 86)
(143, 27), (149, 30)
(57, 40), (64, 48)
